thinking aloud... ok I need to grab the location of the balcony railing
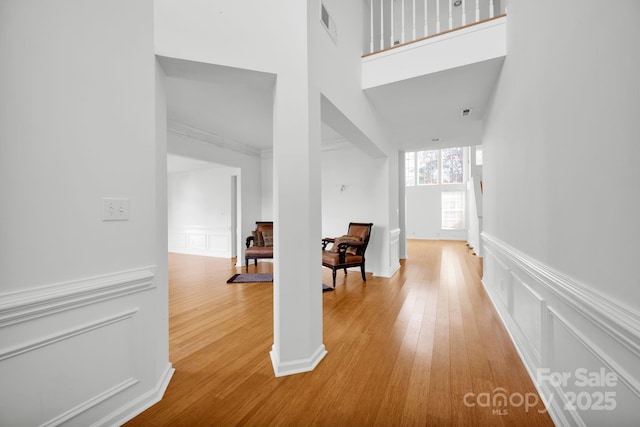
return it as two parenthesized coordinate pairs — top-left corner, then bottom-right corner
(364, 0), (507, 55)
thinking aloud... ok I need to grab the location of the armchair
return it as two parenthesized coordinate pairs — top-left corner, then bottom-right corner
(244, 221), (274, 271)
(321, 222), (373, 288)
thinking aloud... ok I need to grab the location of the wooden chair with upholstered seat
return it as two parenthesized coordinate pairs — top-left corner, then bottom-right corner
(321, 222), (373, 288)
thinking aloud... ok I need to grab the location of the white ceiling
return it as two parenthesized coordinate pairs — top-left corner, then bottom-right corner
(364, 57), (504, 151)
(159, 54), (504, 158)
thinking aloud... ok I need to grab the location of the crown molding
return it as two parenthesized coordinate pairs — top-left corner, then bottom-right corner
(168, 120), (263, 158)
(259, 137), (353, 159)
(168, 120), (354, 159)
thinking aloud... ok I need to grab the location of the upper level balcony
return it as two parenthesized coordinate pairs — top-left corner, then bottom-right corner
(362, 0), (507, 89)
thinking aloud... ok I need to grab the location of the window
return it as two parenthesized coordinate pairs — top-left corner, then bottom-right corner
(441, 147), (464, 184)
(475, 145), (483, 166)
(405, 147), (466, 186)
(417, 150), (439, 185)
(405, 152), (415, 186)
(441, 191), (465, 229)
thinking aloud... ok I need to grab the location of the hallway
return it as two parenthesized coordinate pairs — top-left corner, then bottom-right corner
(126, 240), (553, 426)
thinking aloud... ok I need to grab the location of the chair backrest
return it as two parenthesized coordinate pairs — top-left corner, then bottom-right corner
(347, 222), (373, 254)
(255, 221), (273, 234)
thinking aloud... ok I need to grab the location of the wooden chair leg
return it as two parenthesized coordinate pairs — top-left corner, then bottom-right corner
(245, 258), (249, 272)
(360, 263), (366, 281)
(332, 269), (337, 288)
(343, 268), (347, 275)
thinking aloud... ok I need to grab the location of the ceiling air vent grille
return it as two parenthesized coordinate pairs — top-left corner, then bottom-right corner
(321, 3), (337, 44)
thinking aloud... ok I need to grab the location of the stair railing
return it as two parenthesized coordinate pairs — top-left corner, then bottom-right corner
(365, 0), (506, 55)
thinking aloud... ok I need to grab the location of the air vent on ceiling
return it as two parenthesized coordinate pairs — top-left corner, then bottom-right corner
(461, 108), (472, 117)
(321, 3), (337, 44)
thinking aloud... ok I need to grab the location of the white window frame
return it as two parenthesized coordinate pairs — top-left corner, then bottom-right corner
(441, 191), (466, 230)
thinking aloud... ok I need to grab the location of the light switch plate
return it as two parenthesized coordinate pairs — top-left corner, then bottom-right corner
(102, 198), (130, 221)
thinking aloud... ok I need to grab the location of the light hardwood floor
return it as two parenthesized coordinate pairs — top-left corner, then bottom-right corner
(125, 240), (554, 426)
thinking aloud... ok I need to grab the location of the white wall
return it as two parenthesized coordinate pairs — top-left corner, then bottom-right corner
(168, 167), (235, 258)
(167, 131), (262, 265)
(0, 1), (171, 425)
(482, 1), (640, 425)
(405, 184), (468, 241)
(321, 147), (389, 276)
(405, 147), (469, 241)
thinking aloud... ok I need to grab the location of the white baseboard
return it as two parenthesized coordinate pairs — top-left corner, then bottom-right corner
(100, 363), (175, 427)
(270, 344), (327, 377)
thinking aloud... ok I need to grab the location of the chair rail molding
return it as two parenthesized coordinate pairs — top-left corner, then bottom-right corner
(0, 267), (156, 327)
(481, 232), (640, 426)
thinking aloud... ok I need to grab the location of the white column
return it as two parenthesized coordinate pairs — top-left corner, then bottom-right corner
(271, 1), (325, 378)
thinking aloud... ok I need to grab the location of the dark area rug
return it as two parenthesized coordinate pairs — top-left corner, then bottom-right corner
(226, 273), (334, 292)
(227, 273), (273, 283)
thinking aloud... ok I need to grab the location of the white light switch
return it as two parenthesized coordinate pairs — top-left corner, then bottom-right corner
(102, 198), (130, 221)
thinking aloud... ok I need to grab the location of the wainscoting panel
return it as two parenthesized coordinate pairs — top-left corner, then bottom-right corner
(0, 311), (138, 426)
(481, 233), (640, 426)
(168, 227), (231, 258)
(0, 267), (173, 426)
(389, 228), (401, 277)
(511, 273), (544, 366)
(544, 308), (640, 427)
